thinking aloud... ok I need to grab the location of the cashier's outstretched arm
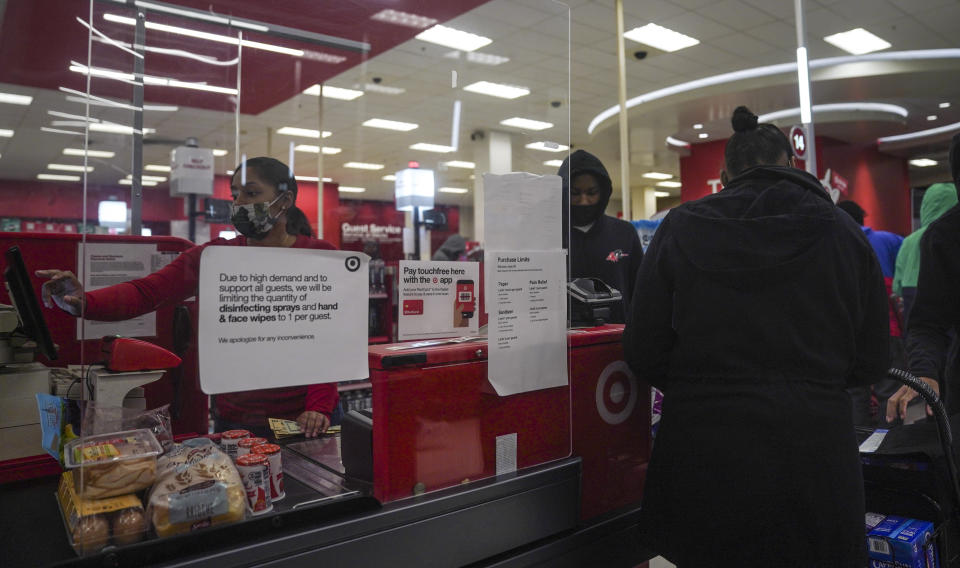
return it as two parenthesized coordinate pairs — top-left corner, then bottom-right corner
(297, 410), (330, 438)
(36, 269), (85, 316)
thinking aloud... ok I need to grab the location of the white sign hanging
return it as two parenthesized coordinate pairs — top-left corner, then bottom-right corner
(198, 247), (369, 394)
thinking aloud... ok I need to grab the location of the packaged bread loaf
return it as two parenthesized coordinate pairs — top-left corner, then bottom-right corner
(64, 429), (162, 499)
(147, 439), (246, 537)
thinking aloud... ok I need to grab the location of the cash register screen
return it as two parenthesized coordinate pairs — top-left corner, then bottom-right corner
(3, 246), (58, 361)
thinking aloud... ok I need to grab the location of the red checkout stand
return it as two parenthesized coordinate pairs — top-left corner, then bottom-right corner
(0, 234), (653, 567)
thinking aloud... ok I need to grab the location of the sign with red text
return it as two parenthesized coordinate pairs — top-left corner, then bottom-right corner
(398, 260), (479, 341)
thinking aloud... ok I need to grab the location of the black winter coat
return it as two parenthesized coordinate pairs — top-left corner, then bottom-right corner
(623, 166), (889, 566)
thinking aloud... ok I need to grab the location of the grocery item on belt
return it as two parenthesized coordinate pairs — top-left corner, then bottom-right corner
(148, 441), (245, 537)
(236, 436), (268, 458)
(57, 471), (147, 556)
(63, 429), (162, 499)
(219, 429), (251, 460)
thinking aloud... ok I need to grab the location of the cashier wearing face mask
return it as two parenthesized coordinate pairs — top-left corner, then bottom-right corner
(36, 157), (339, 438)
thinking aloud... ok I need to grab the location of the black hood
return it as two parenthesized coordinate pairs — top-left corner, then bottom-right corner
(950, 132), (960, 192)
(669, 166), (838, 282)
(557, 150), (613, 236)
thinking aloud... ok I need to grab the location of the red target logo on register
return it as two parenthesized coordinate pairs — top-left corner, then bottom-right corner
(403, 299), (424, 315)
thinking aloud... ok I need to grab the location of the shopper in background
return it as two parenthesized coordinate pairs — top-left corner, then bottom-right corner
(557, 149), (643, 323)
(623, 106), (888, 566)
(38, 156), (339, 439)
(836, 199), (905, 427)
(893, 182), (958, 322)
(432, 234), (466, 261)
(889, 133), (960, 422)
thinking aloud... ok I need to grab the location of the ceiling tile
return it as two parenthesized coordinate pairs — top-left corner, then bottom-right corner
(826, 0), (905, 25)
(913, 2), (960, 38)
(659, 10), (736, 41)
(621, 0), (688, 21)
(746, 21), (800, 51)
(469, 1), (555, 28)
(696, 0), (776, 31)
(709, 33), (776, 59)
(738, 0), (795, 19)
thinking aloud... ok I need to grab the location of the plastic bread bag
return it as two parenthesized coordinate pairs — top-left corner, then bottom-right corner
(80, 402), (173, 453)
(147, 439), (246, 538)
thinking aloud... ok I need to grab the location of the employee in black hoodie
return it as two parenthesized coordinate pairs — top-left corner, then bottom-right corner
(889, 132), (960, 421)
(623, 106), (888, 566)
(557, 149), (643, 323)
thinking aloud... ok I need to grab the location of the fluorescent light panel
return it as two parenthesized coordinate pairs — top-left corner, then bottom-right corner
(64, 148), (115, 158)
(525, 141), (569, 152)
(0, 92), (33, 105)
(444, 161), (475, 169)
(38, 173), (81, 181)
(125, 174), (167, 182)
(370, 9), (437, 29)
(410, 143), (454, 153)
(657, 181), (682, 188)
(294, 176), (333, 182)
(654, 191), (671, 198)
(642, 172), (673, 180)
(213, 149), (229, 157)
(823, 28), (891, 55)
(277, 126), (332, 138)
(118, 179), (158, 186)
(416, 24), (491, 52)
(544, 159), (564, 167)
(48, 163), (93, 172)
(293, 144), (341, 154)
(909, 158), (938, 167)
(500, 117), (553, 130)
(382, 174), (397, 181)
(363, 118), (418, 131)
(941, 102), (952, 109)
(439, 187), (469, 194)
(90, 122), (156, 135)
(338, 186), (366, 193)
(302, 84), (364, 100)
(344, 162), (384, 170)
(698, 133), (709, 139)
(463, 81), (529, 100)
(693, 124), (703, 129)
(145, 164), (171, 172)
(363, 83), (406, 95)
(0, 129), (14, 137)
(444, 51), (510, 65)
(928, 115), (938, 121)
(624, 23), (699, 52)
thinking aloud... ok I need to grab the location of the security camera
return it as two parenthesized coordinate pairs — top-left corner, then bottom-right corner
(634, 50), (648, 60)
(470, 130), (485, 142)
(372, 77), (382, 84)
(550, 100), (562, 108)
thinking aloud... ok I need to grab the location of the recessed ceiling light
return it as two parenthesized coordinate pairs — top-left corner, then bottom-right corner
(124, 174), (167, 182)
(500, 117), (554, 130)
(294, 176), (333, 182)
(698, 132), (709, 139)
(277, 126), (332, 138)
(143, 104), (178, 112)
(654, 191), (671, 198)
(927, 115), (938, 121)
(226, 170), (234, 175)
(338, 186), (366, 193)
(344, 162), (384, 170)
(439, 187), (469, 194)
(444, 161), (475, 169)
(213, 149), (229, 157)
(525, 141), (569, 152)
(145, 164), (171, 172)
(416, 24), (492, 52)
(37, 173), (81, 182)
(363, 118), (418, 131)
(302, 85), (364, 100)
(41, 127), (84, 136)
(940, 102), (952, 109)
(823, 28), (891, 55)
(89, 122), (156, 135)
(693, 123), (703, 130)
(544, 159), (564, 167)
(0, 129), (14, 137)
(70, 62), (238, 95)
(444, 51), (510, 65)
(656, 181), (682, 188)
(642, 172), (673, 180)
(103, 13), (304, 57)
(47, 163), (93, 172)
(370, 9), (437, 29)
(293, 144), (341, 154)
(64, 148), (115, 158)
(363, 83), (406, 95)
(410, 143), (455, 153)
(624, 23), (699, 52)
(909, 158), (938, 167)
(118, 178), (159, 186)
(463, 81), (530, 100)
(382, 174), (397, 181)
(0, 92), (32, 105)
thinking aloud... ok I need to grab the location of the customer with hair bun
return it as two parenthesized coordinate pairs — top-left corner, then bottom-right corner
(38, 157), (339, 439)
(623, 106), (888, 565)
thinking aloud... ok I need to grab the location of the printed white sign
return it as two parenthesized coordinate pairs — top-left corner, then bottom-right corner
(398, 260), (480, 341)
(487, 250), (568, 395)
(77, 242), (157, 339)
(198, 247), (369, 394)
(483, 173), (562, 252)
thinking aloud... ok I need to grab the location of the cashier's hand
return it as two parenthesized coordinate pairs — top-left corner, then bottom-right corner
(36, 269), (85, 316)
(886, 376), (939, 423)
(297, 411), (330, 438)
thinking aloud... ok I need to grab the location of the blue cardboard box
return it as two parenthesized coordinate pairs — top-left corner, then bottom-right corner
(866, 514), (938, 568)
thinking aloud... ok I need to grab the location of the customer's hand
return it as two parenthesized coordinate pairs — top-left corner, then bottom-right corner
(886, 376), (939, 423)
(36, 269), (85, 316)
(297, 410), (330, 438)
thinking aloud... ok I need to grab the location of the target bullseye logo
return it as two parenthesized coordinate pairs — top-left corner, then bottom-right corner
(344, 256), (361, 272)
(595, 360), (638, 425)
